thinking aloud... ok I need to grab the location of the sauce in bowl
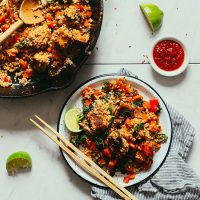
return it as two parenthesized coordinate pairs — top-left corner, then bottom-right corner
(153, 40), (185, 71)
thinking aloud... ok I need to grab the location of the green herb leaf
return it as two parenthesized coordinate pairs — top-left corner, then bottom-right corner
(114, 91), (122, 97)
(134, 123), (145, 132)
(77, 113), (84, 122)
(17, 39), (28, 49)
(108, 105), (113, 114)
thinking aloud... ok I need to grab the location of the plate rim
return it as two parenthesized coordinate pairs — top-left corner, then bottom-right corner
(57, 73), (173, 188)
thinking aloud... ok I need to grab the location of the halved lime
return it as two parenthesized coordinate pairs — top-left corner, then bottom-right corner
(65, 108), (82, 133)
(6, 151), (32, 174)
(140, 3), (164, 32)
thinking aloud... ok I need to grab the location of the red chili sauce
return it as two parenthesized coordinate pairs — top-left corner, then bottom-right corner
(153, 40), (185, 71)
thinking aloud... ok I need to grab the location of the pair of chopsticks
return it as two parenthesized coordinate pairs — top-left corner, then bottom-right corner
(30, 115), (138, 200)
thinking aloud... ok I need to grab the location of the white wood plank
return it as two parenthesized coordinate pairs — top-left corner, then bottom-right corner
(87, 0), (200, 64)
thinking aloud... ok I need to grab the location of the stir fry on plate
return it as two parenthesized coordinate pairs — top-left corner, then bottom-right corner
(0, 0), (93, 87)
(69, 78), (168, 183)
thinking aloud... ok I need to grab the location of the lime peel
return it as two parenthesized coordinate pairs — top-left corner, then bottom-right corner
(6, 151), (32, 175)
(140, 3), (164, 32)
(65, 108), (82, 133)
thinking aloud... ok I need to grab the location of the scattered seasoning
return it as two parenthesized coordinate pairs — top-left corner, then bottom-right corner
(141, 55), (150, 64)
(129, 46), (132, 48)
(114, 8), (117, 10)
(96, 47), (99, 50)
(1, 136), (3, 138)
(153, 40), (184, 71)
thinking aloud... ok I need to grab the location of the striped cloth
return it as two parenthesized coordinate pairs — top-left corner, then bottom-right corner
(91, 69), (200, 200)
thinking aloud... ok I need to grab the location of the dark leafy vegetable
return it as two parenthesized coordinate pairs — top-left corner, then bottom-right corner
(17, 39), (28, 49)
(134, 123), (145, 132)
(102, 82), (111, 93)
(114, 91), (122, 97)
(70, 133), (88, 146)
(108, 105), (113, 114)
(83, 105), (93, 113)
(134, 100), (143, 107)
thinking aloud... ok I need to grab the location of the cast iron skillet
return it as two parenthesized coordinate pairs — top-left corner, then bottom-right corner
(0, 0), (103, 98)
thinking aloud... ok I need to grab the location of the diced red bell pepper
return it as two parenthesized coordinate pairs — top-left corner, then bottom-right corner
(108, 160), (117, 168)
(2, 24), (10, 32)
(149, 99), (159, 113)
(125, 165), (133, 172)
(140, 143), (153, 157)
(87, 11), (92, 17)
(98, 158), (106, 166)
(89, 141), (96, 151)
(103, 148), (112, 158)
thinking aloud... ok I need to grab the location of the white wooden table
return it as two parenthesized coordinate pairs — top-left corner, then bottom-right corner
(1, 1), (200, 199)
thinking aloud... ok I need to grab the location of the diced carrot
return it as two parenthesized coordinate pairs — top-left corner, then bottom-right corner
(133, 94), (142, 101)
(87, 11), (92, 17)
(23, 69), (32, 79)
(82, 86), (92, 96)
(125, 118), (132, 127)
(23, 28), (31, 37)
(46, 15), (53, 21)
(15, 35), (21, 42)
(6, 49), (16, 57)
(123, 176), (130, 184)
(47, 21), (54, 29)
(129, 173), (135, 180)
(83, 19), (89, 27)
(75, 4), (84, 11)
(149, 120), (157, 126)
(143, 101), (150, 109)
(20, 59), (28, 69)
(141, 113), (148, 121)
(52, 53), (60, 59)
(84, 99), (92, 106)
(108, 160), (117, 168)
(4, 76), (10, 82)
(0, 14), (6, 23)
(94, 89), (100, 97)
(125, 97), (133, 102)
(47, 47), (53, 53)
(9, 11), (15, 19)
(103, 148), (112, 158)
(129, 142), (137, 150)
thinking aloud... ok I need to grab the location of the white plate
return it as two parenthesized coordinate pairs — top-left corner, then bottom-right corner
(58, 74), (172, 187)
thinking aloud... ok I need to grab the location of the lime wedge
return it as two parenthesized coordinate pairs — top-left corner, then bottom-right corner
(140, 3), (164, 32)
(65, 108), (82, 133)
(6, 151), (32, 175)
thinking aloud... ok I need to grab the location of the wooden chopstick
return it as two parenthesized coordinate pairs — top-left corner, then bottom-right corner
(30, 118), (134, 200)
(34, 115), (138, 200)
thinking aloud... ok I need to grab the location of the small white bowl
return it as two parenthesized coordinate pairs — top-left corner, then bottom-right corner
(149, 36), (189, 77)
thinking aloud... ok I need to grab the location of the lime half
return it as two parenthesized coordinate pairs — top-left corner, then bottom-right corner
(6, 151), (32, 175)
(65, 108), (82, 133)
(140, 3), (164, 32)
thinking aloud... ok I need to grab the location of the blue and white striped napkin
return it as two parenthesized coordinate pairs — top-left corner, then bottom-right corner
(91, 69), (200, 200)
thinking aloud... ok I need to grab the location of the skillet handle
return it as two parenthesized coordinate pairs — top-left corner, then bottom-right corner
(118, 68), (138, 79)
